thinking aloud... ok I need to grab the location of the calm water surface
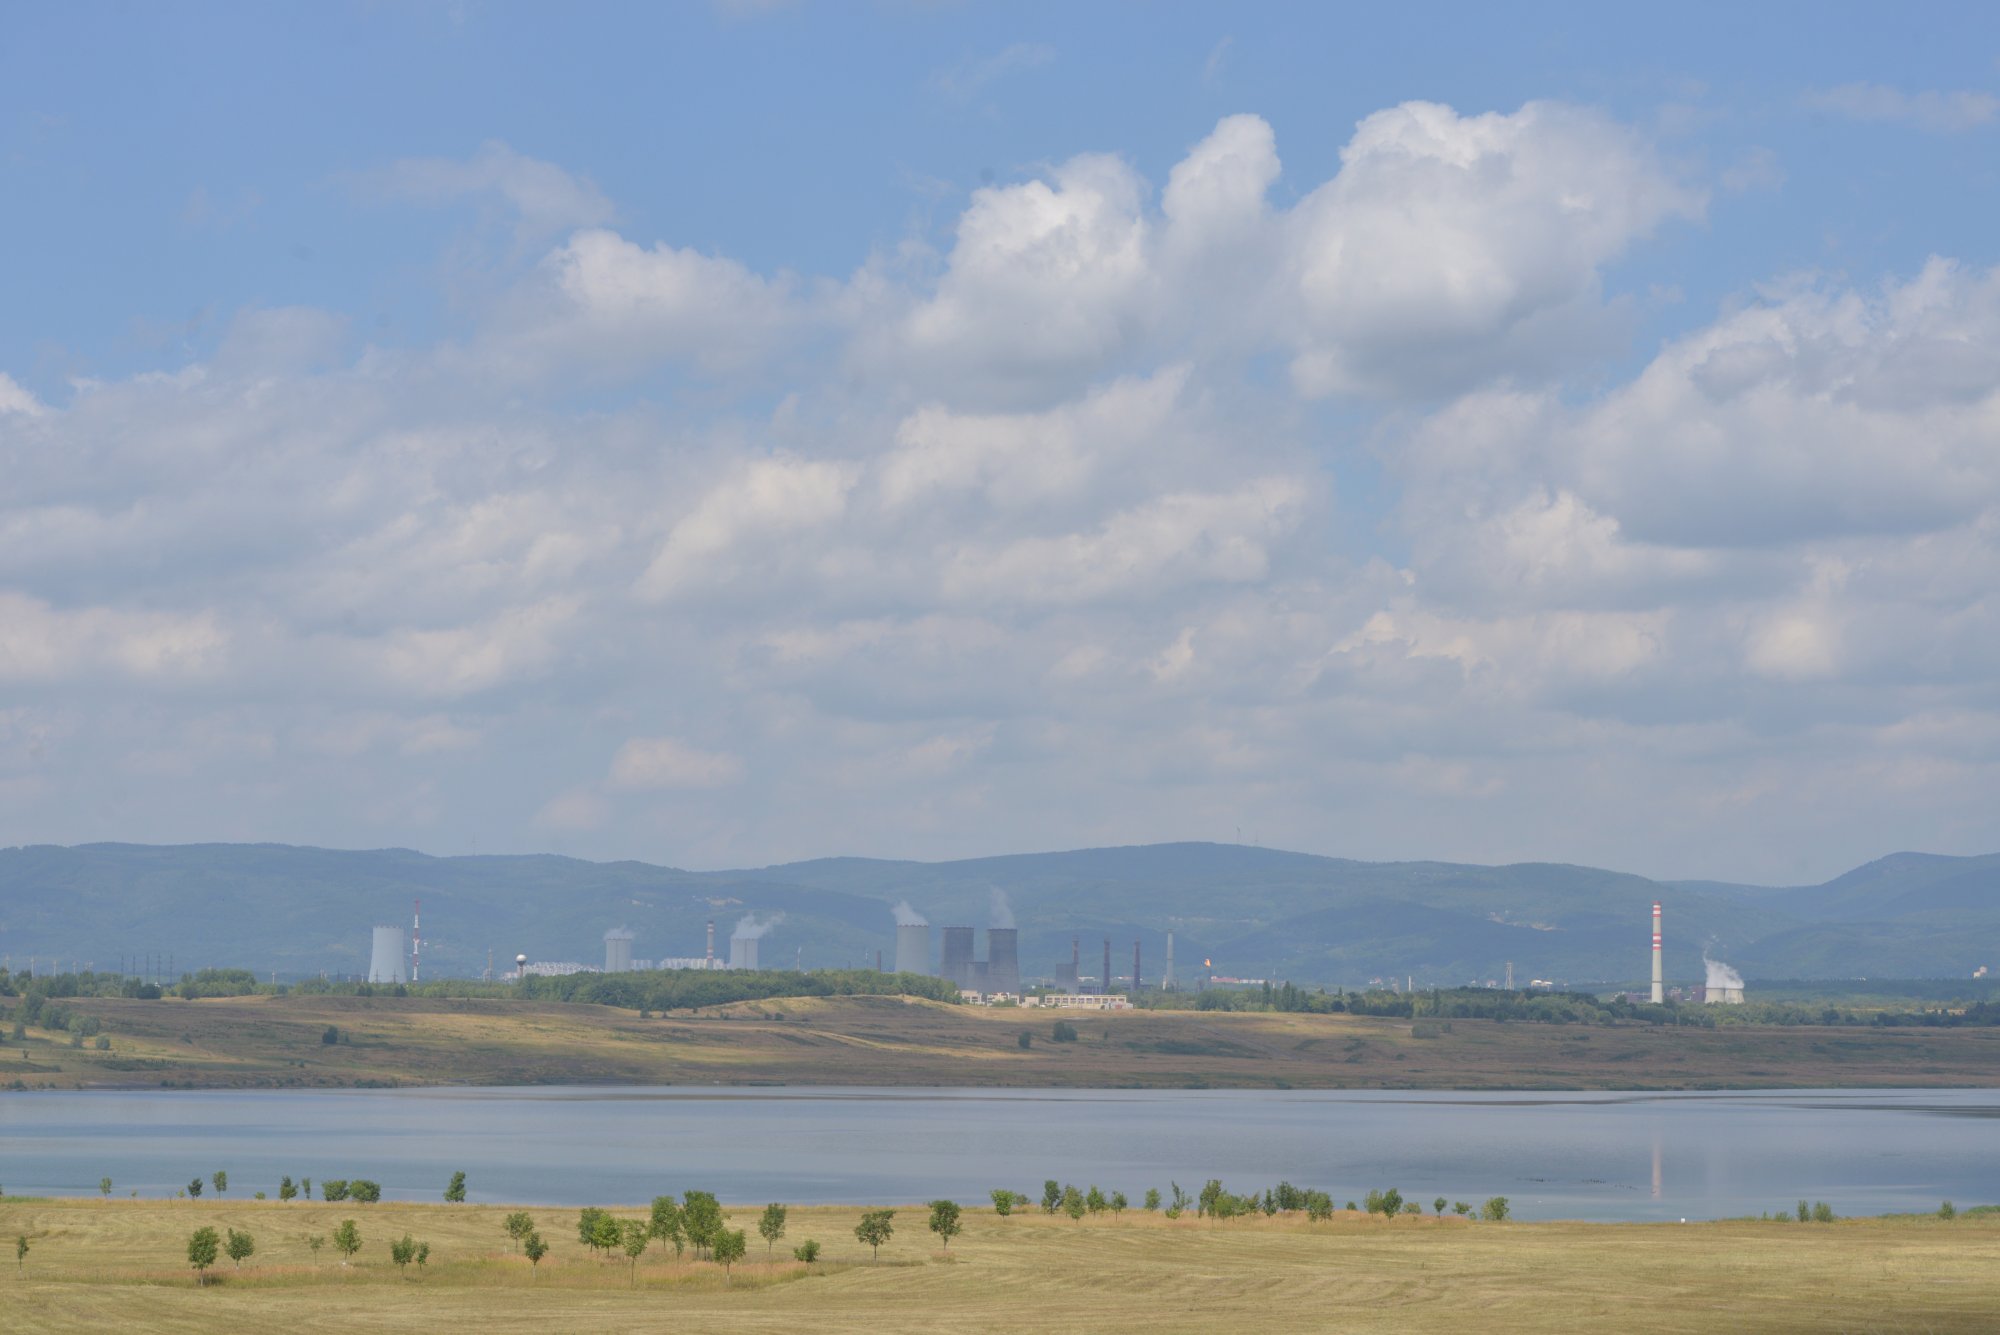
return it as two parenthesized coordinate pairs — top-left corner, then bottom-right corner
(5, 1086), (1996, 1221)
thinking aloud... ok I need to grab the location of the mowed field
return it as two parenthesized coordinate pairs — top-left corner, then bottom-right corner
(2, 1196), (1997, 1334)
(11, 992), (2000, 1091)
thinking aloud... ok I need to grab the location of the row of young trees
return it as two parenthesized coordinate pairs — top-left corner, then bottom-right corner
(140, 1169), (470, 1204)
(184, 1218), (425, 1283)
(993, 1179), (1511, 1223)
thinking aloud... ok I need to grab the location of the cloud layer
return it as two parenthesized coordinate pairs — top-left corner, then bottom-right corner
(2, 104), (1995, 881)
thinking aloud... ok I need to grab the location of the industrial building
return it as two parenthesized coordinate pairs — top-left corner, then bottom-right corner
(1031, 993), (1132, 1011)
(367, 925), (407, 985)
(604, 927), (634, 974)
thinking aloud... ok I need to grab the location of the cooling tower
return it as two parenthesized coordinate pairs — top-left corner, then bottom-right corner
(895, 923), (931, 976)
(605, 928), (635, 974)
(940, 926), (976, 988)
(985, 927), (1020, 995)
(729, 935), (759, 971)
(368, 925), (407, 985)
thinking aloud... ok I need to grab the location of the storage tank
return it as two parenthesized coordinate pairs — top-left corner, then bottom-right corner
(368, 925), (407, 985)
(940, 926), (976, 989)
(604, 928), (634, 974)
(985, 927), (1020, 995)
(895, 923), (930, 976)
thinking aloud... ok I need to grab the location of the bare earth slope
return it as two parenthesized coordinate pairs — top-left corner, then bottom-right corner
(16, 993), (2000, 1090)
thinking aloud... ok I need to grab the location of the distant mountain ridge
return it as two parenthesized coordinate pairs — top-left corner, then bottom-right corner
(0, 841), (1994, 986)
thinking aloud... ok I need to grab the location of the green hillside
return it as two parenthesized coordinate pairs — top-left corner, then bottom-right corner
(0, 841), (1994, 986)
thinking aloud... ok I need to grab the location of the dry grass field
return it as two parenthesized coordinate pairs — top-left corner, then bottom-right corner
(10, 992), (2000, 1092)
(1, 1195), (1996, 1334)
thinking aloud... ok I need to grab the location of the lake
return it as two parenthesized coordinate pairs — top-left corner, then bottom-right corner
(4, 1086), (1996, 1220)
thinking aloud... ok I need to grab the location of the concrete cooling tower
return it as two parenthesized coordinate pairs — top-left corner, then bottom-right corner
(940, 926), (975, 989)
(604, 928), (634, 974)
(985, 927), (1020, 995)
(368, 925), (407, 985)
(894, 923), (930, 976)
(729, 935), (759, 970)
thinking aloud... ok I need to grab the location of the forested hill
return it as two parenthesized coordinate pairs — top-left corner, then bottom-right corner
(0, 841), (1994, 987)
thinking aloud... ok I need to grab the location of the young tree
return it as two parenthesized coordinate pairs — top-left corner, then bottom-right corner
(854, 1208), (895, 1262)
(1062, 1186), (1085, 1221)
(1017, 1030), (1032, 1049)
(212, 1170), (227, 1197)
(333, 1219), (362, 1264)
(300, 1177), (312, 1199)
(758, 1203), (788, 1256)
(305, 1235), (325, 1265)
(647, 1197), (685, 1256)
(14, 1235), (27, 1275)
(443, 1171), (466, 1204)
(619, 1220), (649, 1284)
(100, 1177), (112, 1198)
(321, 1180), (348, 1202)
(1085, 1185), (1107, 1215)
(1110, 1191), (1128, 1217)
(187, 1227), (219, 1286)
(225, 1228), (254, 1269)
(928, 1199), (963, 1251)
(187, 1177), (204, 1199)
(1434, 1197), (1448, 1217)
(1811, 1202), (1836, 1223)
(1041, 1180), (1062, 1214)
(278, 1176), (297, 1203)
(1377, 1188), (1403, 1220)
(504, 1211), (535, 1252)
(1144, 1187), (1161, 1211)
(349, 1180), (381, 1204)
(1481, 1197), (1510, 1222)
(792, 1238), (820, 1265)
(523, 1231), (548, 1275)
(682, 1190), (725, 1258)
(1453, 1201), (1471, 1216)
(1306, 1191), (1334, 1222)
(416, 1241), (430, 1271)
(389, 1234), (417, 1273)
(1052, 1019), (1079, 1043)
(712, 1227), (747, 1282)
(990, 1189), (1015, 1217)
(1940, 1200), (1958, 1220)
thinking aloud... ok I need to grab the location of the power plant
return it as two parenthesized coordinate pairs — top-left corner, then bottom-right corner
(1650, 901), (1664, 1005)
(940, 926), (976, 989)
(894, 919), (930, 976)
(367, 925), (407, 985)
(604, 927), (634, 974)
(729, 933), (758, 970)
(986, 927), (1020, 995)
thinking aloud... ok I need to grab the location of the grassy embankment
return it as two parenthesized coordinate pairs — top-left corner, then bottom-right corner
(6, 992), (2000, 1091)
(2, 1195), (1997, 1334)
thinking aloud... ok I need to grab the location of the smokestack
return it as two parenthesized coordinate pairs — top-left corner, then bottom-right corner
(876, 949), (882, 973)
(706, 919), (715, 968)
(941, 926), (975, 989)
(412, 898), (421, 983)
(1650, 901), (1664, 1005)
(895, 922), (931, 976)
(1165, 931), (1175, 991)
(1133, 940), (1141, 994)
(1103, 938), (1111, 996)
(986, 927), (1019, 995)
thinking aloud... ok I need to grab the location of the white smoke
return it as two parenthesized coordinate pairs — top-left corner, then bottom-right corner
(892, 900), (927, 927)
(732, 911), (785, 941)
(989, 886), (1015, 929)
(1703, 954), (1744, 990)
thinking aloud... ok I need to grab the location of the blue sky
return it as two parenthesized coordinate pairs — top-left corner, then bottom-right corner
(3, 2), (1999, 881)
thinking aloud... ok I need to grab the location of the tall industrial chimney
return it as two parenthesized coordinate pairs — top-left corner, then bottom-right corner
(941, 926), (976, 989)
(706, 919), (715, 969)
(1164, 931), (1175, 991)
(1132, 940), (1141, 994)
(1102, 938), (1111, 996)
(985, 927), (1020, 995)
(1650, 901), (1664, 1004)
(894, 922), (931, 976)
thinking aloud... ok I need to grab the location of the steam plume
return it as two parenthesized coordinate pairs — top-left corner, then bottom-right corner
(989, 886), (1015, 929)
(892, 900), (927, 927)
(732, 911), (785, 940)
(1703, 954), (1744, 990)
